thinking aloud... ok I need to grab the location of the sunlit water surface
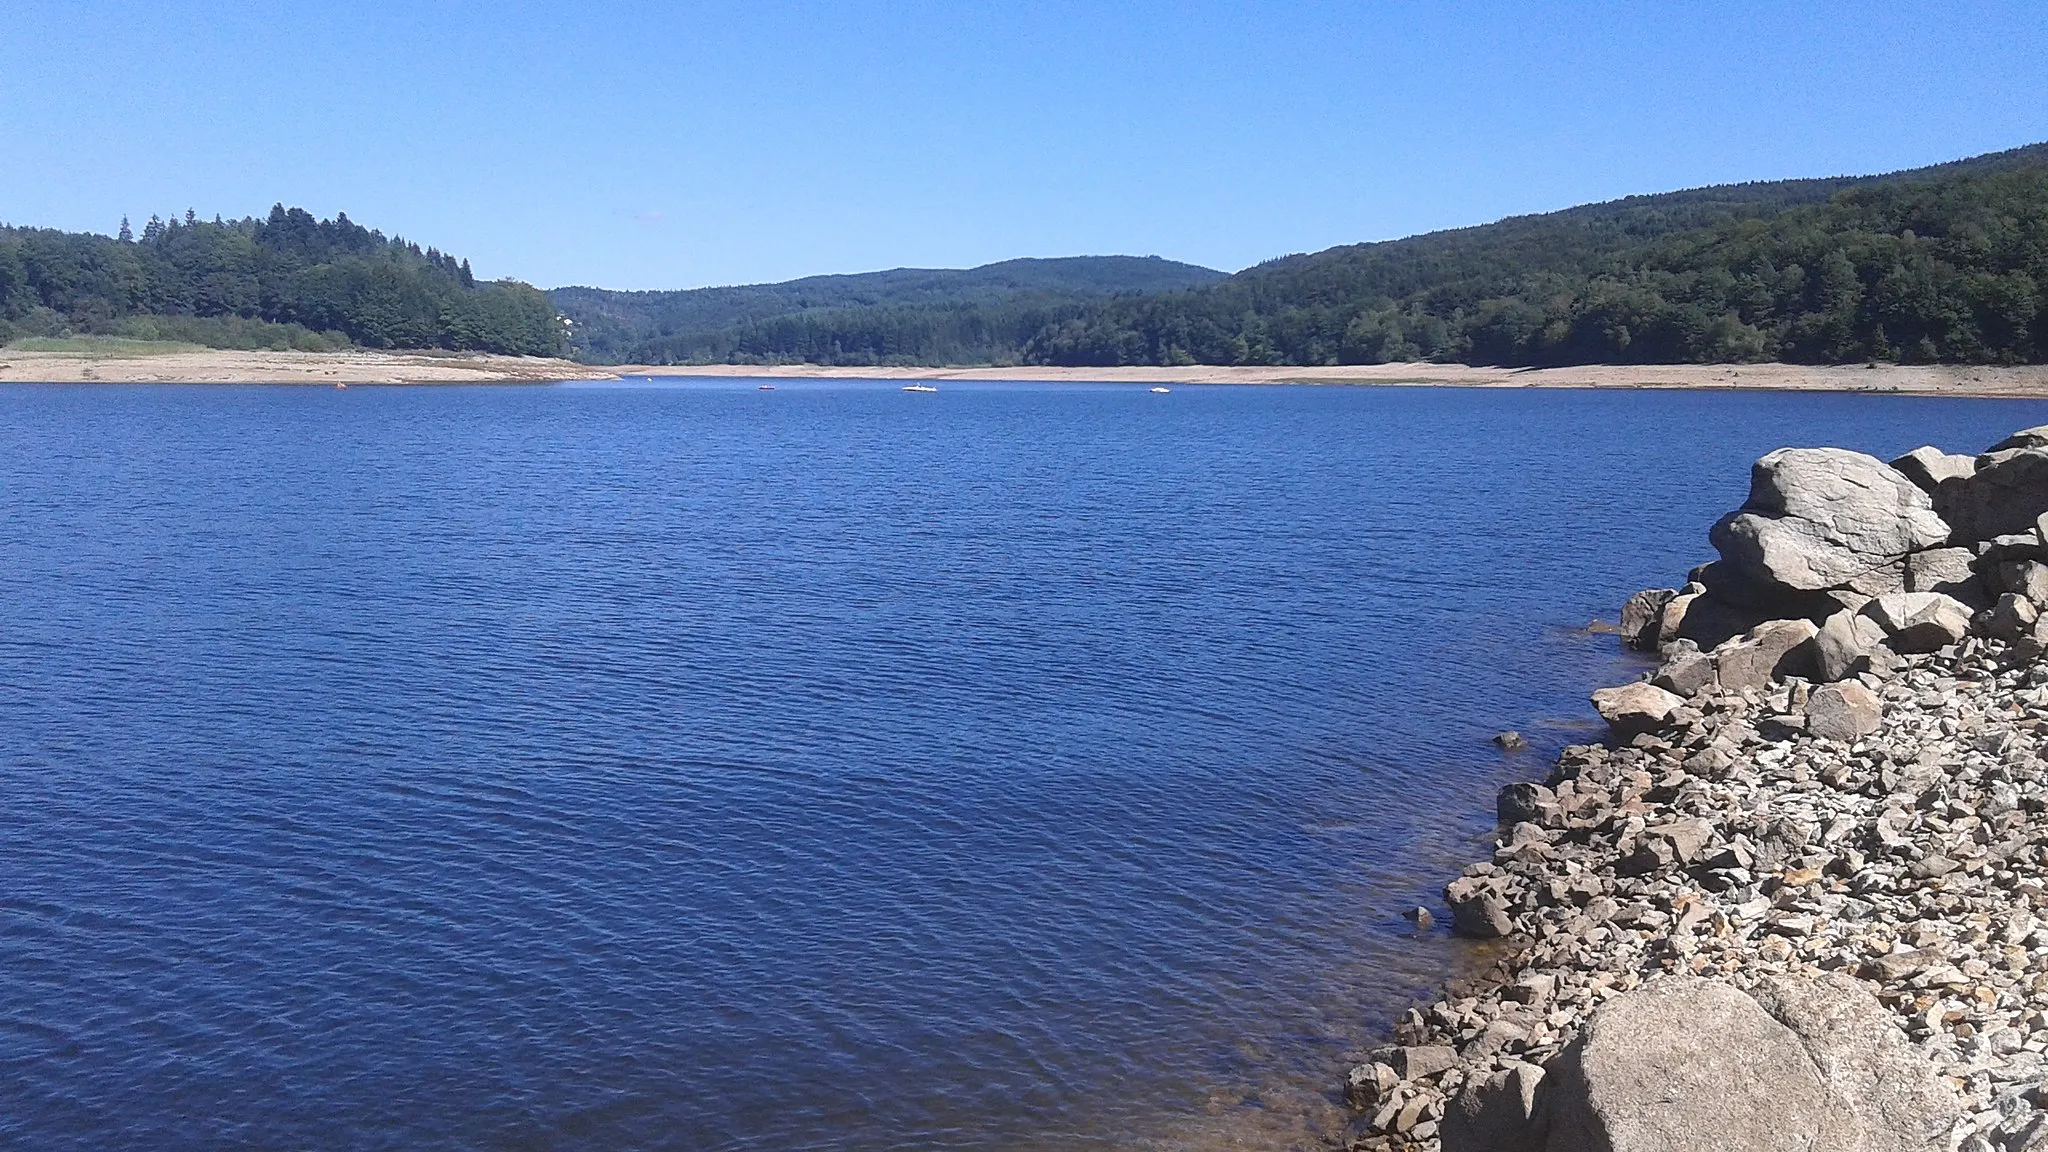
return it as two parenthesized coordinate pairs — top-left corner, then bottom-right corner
(3, 380), (2043, 1150)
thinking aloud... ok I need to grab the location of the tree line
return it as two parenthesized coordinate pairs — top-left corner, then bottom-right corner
(556, 142), (2048, 369)
(0, 206), (563, 355)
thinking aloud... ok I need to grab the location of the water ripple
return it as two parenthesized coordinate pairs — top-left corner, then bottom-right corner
(3, 380), (2045, 1150)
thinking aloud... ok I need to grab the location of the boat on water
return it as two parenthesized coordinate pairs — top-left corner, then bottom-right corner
(758, 384), (776, 391)
(902, 385), (938, 393)
(1149, 386), (1171, 393)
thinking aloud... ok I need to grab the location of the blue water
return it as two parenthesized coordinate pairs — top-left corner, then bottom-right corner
(2, 379), (2043, 1151)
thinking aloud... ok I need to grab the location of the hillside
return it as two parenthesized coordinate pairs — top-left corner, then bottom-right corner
(559, 142), (2048, 370)
(551, 255), (1226, 364)
(0, 207), (563, 356)
(1030, 142), (2048, 367)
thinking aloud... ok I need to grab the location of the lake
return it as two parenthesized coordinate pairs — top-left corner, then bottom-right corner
(2, 379), (2042, 1151)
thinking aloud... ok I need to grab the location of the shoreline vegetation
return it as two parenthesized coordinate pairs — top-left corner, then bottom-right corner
(1348, 426), (2048, 1151)
(9, 347), (2048, 397)
(6, 143), (2044, 380)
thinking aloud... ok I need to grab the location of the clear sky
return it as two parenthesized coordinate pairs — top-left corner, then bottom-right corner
(3, 1), (2044, 290)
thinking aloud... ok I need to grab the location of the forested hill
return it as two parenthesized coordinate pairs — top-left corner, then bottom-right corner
(551, 255), (1226, 364)
(0, 207), (563, 355)
(557, 142), (2048, 369)
(1029, 141), (2048, 367)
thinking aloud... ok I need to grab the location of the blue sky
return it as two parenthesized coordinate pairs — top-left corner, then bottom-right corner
(3, 1), (2044, 290)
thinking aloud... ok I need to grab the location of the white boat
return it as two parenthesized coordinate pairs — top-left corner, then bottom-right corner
(1149, 386), (1171, 393)
(902, 384), (938, 393)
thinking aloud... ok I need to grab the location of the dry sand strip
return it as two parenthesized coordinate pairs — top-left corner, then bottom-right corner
(622, 361), (2048, 397)
(0, 348), (616, 385)
(5, 348), (2048, 396)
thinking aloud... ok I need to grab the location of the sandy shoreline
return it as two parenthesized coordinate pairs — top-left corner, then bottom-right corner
(5, 347), (2048, 397)
(0, 348), (613, 385)
(621, 361), (2048, 398)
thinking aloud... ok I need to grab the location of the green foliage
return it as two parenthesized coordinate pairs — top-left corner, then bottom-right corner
(0, 206), (562, 356)
(553, 256), (1227, 364)
(556, 142), (2048, 369)
(1022, 143), (2048, 368)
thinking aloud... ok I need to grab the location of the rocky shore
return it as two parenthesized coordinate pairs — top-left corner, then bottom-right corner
(1347, 425), (2048, 1152)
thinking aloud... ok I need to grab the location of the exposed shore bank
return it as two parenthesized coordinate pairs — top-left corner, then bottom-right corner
(0, 347), (612, 385)
(5, 349), (2048, 397)
(1349, 429), (2048, 1151)
(622, 362), (2048, 398)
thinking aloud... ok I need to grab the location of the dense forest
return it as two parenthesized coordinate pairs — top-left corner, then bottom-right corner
(552, 256), (1225, 364)
(13, 143), (2043, 368)
(0, 207), (563, 355)
(1029, 143), (2048, 367)
(556, 142), (2048, 369)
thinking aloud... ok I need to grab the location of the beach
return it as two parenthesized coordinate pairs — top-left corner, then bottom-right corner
(5, 348), (2048, 396)
(0, 347), (610, 385)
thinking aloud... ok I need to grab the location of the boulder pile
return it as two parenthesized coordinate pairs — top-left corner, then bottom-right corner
(1349, 425), (2048, 1152)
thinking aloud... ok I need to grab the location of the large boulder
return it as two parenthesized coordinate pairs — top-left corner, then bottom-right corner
(1951, 445), (2048, 543)
(1860, 592), (1972, 654)
(1709, 448), (1949, 596)
(1538, 978), (1859, 1152)
(1451, 976), (1959, 1152)
(1590, 682), (1685, 739)
(1746, 973), (1958, 1152)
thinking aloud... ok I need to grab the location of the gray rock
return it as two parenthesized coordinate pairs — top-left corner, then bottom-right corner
(1651, 650), (1716, 697)
(1347, 1060), (1400, 1110)
(1891, 445), (1978, 493)
(1539, 977), (1859, 1152)
(1445, 877), (1514, 938)
(1494, 730), (1530, 751)
(1806, 679), (1882, 742)
(1813, 609), (1893, 682)
(1860, 592), (1973, 654)
(1590, 682), (1686, 739)
(1657, 584), (1706, 645)
(1747, 972), (1959, 1152)
(1993, 559), (2048, 607)
(1390, 1043), (1459, 1080)
(1953, 447), (2048, 543)
(1904, 546), (1982, 604)
(1977, 530), (2048, 567)
(1975, 593), (2039, 644)
(1622, 588), (1678, 651)
(1443, 1062), (1547, 1152)
(1986, 424), (2048, 453)
(1498, 781), (1557, 827)
(1709, 448), (1950, 594)
(1712, 618), (1819, 692)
